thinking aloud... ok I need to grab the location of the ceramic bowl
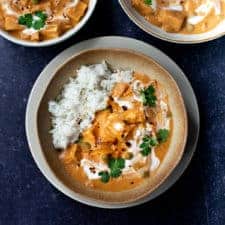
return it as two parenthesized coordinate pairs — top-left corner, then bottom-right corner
(119, 0), (225, 44)
(26, 48), (187, 207)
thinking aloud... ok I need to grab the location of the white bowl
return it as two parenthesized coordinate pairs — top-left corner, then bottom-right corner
(119, 0), (225, 44)
(0, 0), (97, 47)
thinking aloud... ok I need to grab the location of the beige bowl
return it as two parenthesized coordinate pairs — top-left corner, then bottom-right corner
(26, 48), (187, 207)
(119, 0), (225, 44)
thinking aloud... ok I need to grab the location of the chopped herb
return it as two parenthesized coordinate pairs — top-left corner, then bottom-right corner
(139, 135), (158, 156)
(144, 0), (152, 5)
(140, 85), (157, 107)
(157, 129), (169, 143)
(98, 171), (110, 183)
(99, 157), (126, 183)
(18, 13), (33, 28)
(140, 146), (151, 156)
(108, 157), (125, 178)
(149, 137), (158, 146)
(35, 11), (47, 21)
(18, 11), (47, 30)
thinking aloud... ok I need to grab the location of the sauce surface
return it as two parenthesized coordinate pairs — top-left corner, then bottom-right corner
(132, 0), (225, 34)
(0, 0), (88, 41)
(59, 72), (172, 192)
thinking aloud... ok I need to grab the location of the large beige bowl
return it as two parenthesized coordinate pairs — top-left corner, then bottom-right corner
(26, 48), (187, 207)
(119, 0), (225, 44)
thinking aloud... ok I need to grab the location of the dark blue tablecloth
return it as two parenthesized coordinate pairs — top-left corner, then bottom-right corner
(0, 1), (225, 224)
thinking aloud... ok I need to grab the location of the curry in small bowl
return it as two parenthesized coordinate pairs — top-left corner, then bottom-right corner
(132, 0), (225, 34)
(0, 0), (89, 42)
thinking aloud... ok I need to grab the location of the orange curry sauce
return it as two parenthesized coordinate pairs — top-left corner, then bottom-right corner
(59, 72), (172, 192)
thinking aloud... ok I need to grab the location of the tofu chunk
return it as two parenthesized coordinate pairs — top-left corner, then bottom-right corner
(158, 10), (185, 33)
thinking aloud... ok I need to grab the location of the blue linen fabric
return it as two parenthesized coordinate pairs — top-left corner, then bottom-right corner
(0, 1), (225, 224)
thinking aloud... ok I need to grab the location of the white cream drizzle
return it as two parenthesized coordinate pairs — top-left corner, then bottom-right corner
(187, 0), (222, 25)
(22, 27), (37, 35)
(150, 0), (222, 25)
(80, 159), (109, 180)
(163, 0), (184, 12)
(150, 148), (160, 171)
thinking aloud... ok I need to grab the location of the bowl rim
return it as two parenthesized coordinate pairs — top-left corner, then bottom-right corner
(119, 0), (225, 44)
(0, 0), (97, 47)
(26, 46), (188, 208)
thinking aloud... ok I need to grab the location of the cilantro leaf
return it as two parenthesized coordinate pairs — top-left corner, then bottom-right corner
(157, 129), (169, 143)
(108, 158), (125, 178)
(144, 0), (152, 5)
(18, 11), (47, 30)
(140, 146), (151, 156)
(35, 11), (47, 21)
(149, 137), (158, 146)
(139, 135), (158, 156)
(110, 168), (122, 178)
(99, 171), (110, 183)
(140, 85), (157, 107)
(33, 19), (45, 30)
(18, 13), (33, 28)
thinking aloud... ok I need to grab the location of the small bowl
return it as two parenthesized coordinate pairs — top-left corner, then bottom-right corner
(0, 0), (97, 47)
(119, 0), (225, 44)
(26, 48), (187, 208)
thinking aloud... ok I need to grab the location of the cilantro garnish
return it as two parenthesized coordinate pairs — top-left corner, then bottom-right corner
(139, 136), (158, 156)
(18, 11), (47, 30)
(98, 171), (110, 183)
(108, 158), (125, 178)
(157, 129), (169, 143)
(98, 157), (125, 183)
(140, 85), (157, 107)
(18, 14), (33, 28)
(144, 0), (152, 5)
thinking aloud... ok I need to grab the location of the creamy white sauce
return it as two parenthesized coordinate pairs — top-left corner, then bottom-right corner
(156, 100), (170, 130)
(151, 0), (157, 11)
(67, 0), (79, 8)
(22, 28), (38, 35)
(81, 159), (109, 180)
(150, 148), (160, 171)
(163, 4), (183, 12)
(187, 0), (222, 25)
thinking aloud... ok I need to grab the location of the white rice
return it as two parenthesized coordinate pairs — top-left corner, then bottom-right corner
(48, 62), (133, 149)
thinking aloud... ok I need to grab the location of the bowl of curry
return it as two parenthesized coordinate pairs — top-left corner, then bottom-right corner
(119, 0), (225, 43)
(0, 0), (97, 47)
(27, 48), (187, 207)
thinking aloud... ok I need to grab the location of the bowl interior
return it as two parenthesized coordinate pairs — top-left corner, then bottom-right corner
(119, 0), (225, 43)
(0, 0), (97, 47)
(37, 48), (187, 204)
